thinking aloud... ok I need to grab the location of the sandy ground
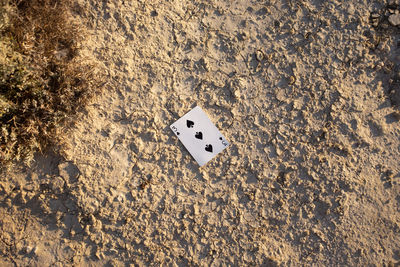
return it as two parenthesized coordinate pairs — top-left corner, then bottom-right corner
(1, 0), (400, 266)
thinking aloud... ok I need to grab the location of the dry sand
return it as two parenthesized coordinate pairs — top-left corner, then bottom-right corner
(1, 0), (400, 266)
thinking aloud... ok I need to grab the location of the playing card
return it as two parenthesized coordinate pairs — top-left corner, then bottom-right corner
(170, 106), (229, 166)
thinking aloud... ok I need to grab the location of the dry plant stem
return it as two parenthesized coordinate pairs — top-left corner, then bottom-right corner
(0, 0), (100, 169)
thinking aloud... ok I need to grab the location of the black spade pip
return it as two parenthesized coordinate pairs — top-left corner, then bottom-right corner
(195, 132), (203, 140)
(186, 120), (194, 128)
(205, 144), (213, 153)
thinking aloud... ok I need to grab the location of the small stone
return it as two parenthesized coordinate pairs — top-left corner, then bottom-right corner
(248, 193), (255, 201)
(276, 90), (286, 102)
(233, 89), (241, 99)
(89, 214), (96, 224)
(58, 162), (80, 184)
(15, 242), (24, 252)
(255, 50), (264, 62)
(388, 14), (400, 26)
(193, 204), (199, 215)
(50, 176), (65, 194)
(84, 225), (91, 235)
(25, 246), (34, 254)
(370, 13), (380, 19)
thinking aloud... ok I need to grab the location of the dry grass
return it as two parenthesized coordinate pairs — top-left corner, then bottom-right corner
(0, 0), (100, 169)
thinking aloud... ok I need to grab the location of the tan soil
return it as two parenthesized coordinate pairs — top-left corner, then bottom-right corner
(1, 0), (400, 266)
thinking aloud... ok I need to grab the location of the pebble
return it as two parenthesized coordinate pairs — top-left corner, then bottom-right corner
(25, 246), (34, 254)
(276, 90), (286, 102)
(255, 50), (264, 62)
(193, 204), (199, 215)
(370, 13), (380, 19)
(388, 14), (400, 26)
(58, 162), (80, 184)
(370, 13), (380, 27)
(50, 176), (65, 194)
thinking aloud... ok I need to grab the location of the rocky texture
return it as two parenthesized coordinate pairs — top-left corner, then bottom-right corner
(1, 0), (400, 266)
(389, 14), (400, 26)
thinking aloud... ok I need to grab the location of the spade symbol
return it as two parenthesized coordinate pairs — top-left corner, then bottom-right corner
(195, 132), (203, 140)
(205, 144), (213, 153)
(186, 120), (194, 128)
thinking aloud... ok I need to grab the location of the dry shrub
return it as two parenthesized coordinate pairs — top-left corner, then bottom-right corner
(0, 0), (100, 168)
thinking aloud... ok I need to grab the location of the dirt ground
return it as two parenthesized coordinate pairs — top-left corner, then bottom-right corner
(1, 0), (400, 266)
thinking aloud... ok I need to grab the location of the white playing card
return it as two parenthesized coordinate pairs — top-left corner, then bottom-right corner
(170, 106), (229, 166)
